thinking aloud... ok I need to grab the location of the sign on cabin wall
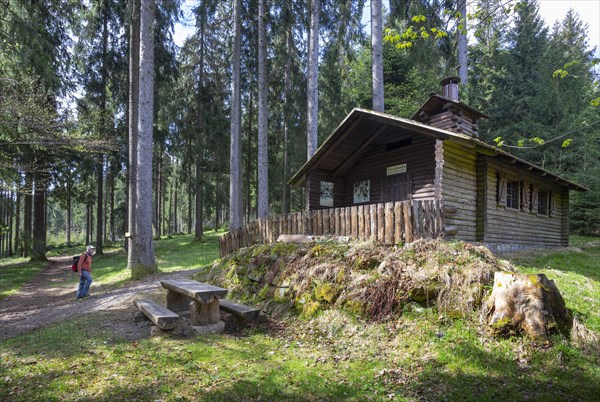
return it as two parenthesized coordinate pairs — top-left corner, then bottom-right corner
(353, 180), (370, 203)
(320, 181), (334, 207)
(386, 163), (407, 176)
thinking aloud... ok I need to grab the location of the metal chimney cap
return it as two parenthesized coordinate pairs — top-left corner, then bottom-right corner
(440, 76), (461, 86)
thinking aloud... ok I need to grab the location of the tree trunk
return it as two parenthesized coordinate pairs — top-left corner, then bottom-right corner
(282, 8), (292, 214)
(8, 190), (13, 256)
(257, 0), (269, 219)
(31, 177), (47, 261)
(245, 90), (253, 223)
(109, 161), (116, 242)
(173, 174), (178, 234)
(195, 13), (205, 241)
(307, 0), (320, 159)
(96, 0), (109, 255)
(67, 180), (71, 246)
(195, 158), (203, 240)
(457, 0), (468, 84)
(371, 0), (384, 112)
(22, 174), (32, 258)
(96, 156), (104, 253)
(131, 0), (158, 278)
(14, 188), (20, 256)
(485, 272), (571, 340)
(187, 157), (193, 234)
(229, 0), (243, 231)
(127, 0), (140, 264)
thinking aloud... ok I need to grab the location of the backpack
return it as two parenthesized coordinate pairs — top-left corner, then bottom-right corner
(71, 254), (87, 272)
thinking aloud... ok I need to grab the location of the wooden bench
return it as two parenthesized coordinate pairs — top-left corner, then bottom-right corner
(219, 299), (261, 322)
(160, 280), (228, 332)
(133, 298), (179, 330)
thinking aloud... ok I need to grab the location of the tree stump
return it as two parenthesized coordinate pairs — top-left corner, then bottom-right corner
(485, 272), (571, 340)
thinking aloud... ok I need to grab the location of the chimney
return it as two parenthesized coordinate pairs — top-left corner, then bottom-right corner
(440, 76), (460, 101)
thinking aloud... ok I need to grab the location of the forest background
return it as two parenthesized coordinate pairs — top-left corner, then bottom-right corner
(0, 0), (599, 261)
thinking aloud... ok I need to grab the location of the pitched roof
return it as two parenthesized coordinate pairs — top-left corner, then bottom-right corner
(288, 108), (587, 192)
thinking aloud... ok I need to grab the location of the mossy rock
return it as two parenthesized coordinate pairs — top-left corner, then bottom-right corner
(314, 283), (340, 304)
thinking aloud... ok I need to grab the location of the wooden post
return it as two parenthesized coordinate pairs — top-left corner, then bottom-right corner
(377, 203), (385, 242)
(357, 205), (364, 241)
(364, 205), (371, 240)
(340, 207), (346, 236)
(412, 201), (421, 240)
(394, 201), (403, 244)
(404, 201), (413, 243)
(385, 202), (394, 245)
(351, 206), (358, 240)
(330, 208), (336, 235)
(345, 207), (352, 238)
(368, 204), (376, 241)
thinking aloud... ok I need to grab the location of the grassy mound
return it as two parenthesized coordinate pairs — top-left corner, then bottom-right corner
(196, 238), (511, 320)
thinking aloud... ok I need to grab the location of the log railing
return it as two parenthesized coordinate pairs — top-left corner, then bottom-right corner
(219, 199), (444, 257)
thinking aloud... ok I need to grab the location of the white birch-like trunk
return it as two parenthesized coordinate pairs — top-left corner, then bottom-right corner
(307, 0), (320, 159)
(371, 0), (384, 112)
(257, 0), (269, 219)
(229, 0), (243, 230)
(457, 0), (468, 85)
(132, 0), (157, 277)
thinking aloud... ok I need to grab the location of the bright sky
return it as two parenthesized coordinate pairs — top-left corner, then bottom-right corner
(173, 0), (600, 58)
(538, 0), (600, 56)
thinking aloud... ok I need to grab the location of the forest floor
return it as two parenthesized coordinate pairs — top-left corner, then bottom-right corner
(0, 255), (200, 341)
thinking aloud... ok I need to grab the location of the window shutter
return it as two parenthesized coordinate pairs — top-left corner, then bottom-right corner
(520, 181), (530, 211)
(531, 185), (539, 213)
(497, 174), (507, 206)
(550, 191), (557, 216)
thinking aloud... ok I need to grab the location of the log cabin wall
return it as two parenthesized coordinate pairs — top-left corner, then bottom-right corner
(440, 140), (478, 241)
(305, 131), (437, 210)
(342, 134), (436, 205)
(306, 170), (345, 210)
(484, 158), (567, 247)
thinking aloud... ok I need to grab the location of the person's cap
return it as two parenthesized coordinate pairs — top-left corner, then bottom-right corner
(87, 245), (95, 251)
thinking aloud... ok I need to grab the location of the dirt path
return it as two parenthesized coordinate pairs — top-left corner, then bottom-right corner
(0, 256), (201, 341)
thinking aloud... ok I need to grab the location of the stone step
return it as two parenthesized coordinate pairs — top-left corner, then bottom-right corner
(133, 298), (180, 330)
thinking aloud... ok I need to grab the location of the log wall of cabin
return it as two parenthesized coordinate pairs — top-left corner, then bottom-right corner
(440, 141), (478, 241)
(484, 158), (567, 247)
(305, 134), (437, 210)
(341, 135), (436, 205)
(306, 169), (345, 210)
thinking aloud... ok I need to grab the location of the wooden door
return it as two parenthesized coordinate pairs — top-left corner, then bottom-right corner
(382, 172), (412, 202)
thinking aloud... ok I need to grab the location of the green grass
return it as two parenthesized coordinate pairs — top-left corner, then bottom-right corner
(0, 235), (599, 401)
(0, 258), (46, 300)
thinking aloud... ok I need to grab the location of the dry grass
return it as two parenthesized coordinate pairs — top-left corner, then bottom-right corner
(572, 315), (600, 353)
(200, 238), (512, 321)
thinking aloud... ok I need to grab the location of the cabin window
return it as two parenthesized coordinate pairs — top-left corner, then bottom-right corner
(506, 180), (518, 209)
(320, 181), (334, 207)
(497, 174), (519, 209)
(537, 190), (549, 216)
(353, 180), (370, 204)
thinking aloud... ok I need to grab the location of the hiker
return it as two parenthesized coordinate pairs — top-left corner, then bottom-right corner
(76, 245), (95, 299)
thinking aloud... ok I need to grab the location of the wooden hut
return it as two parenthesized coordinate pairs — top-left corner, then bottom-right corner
(289, 78), (587, 249)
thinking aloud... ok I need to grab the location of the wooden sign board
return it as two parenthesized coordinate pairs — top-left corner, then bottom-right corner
(387, 163), (407, 176)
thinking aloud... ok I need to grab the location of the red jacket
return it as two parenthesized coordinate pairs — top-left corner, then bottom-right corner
(77, 252), (93, 273)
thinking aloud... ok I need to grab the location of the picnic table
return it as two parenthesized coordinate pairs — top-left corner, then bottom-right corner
(160, 279), (228, 333)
